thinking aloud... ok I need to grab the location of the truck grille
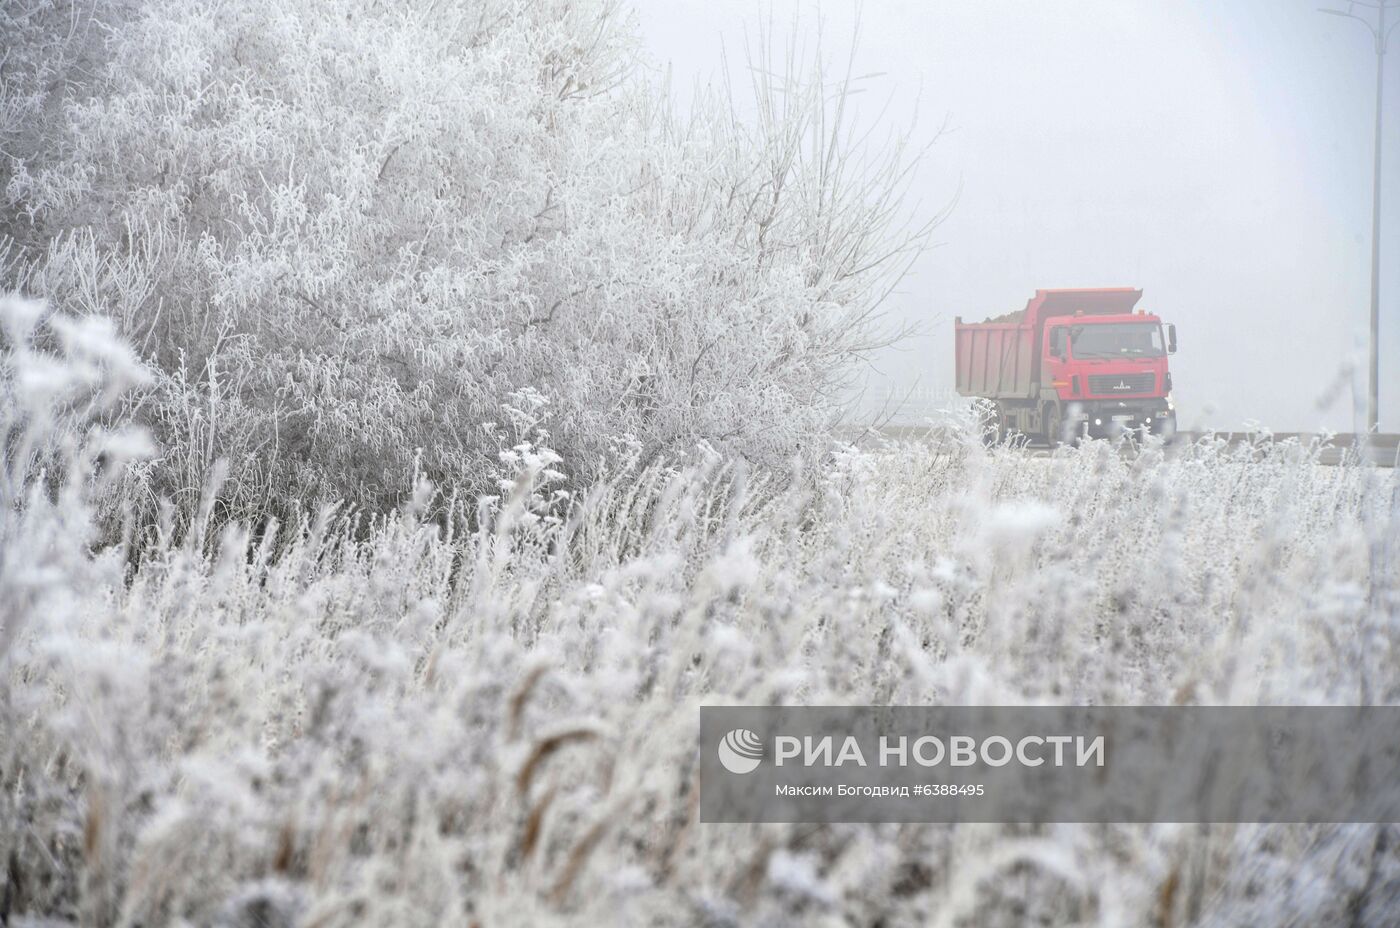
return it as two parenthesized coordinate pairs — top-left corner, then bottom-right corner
(1088, 373), (1155, 394)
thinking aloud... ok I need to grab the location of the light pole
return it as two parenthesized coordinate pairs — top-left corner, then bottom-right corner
(1321, 0), (1397, 434)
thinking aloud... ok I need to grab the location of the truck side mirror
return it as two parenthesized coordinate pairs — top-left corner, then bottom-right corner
(1049, 328), (1066, 358)
(1165, 323), (1177, 354)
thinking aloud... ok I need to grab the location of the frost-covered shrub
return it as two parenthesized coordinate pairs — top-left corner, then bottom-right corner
(2, 0), (925, 520)
(3, 302), (1397, 925)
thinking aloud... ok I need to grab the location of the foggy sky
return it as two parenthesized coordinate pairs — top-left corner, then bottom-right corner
(634, 0), (1399, 433)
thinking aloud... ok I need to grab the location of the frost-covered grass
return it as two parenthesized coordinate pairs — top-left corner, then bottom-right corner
(4, 302), (1398, 926)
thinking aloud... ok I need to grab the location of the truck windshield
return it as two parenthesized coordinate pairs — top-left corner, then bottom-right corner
(1070, 323), (1164, 358)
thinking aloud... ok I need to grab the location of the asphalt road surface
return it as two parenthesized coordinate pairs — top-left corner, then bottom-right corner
(837, 427), (1400, 468)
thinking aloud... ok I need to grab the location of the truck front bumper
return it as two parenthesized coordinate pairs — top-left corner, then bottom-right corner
(1069, 399), (1175, 439)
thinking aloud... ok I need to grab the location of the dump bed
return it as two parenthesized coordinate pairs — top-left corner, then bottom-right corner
(955, 288), (1143, 399)
(955, 321), (1037, 399)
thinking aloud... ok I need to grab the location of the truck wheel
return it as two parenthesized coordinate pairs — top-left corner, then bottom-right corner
(1043, 403), (1063, 447)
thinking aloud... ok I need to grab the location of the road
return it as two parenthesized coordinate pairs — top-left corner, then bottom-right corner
(836, 427), (1400, 468)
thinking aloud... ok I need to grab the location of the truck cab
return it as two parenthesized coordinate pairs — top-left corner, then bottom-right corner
(1042, 310), (1176, 439)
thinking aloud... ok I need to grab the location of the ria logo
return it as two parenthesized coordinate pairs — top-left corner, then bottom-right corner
(717, 728), (764, 774)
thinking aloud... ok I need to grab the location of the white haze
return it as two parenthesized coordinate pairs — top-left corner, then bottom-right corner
(635, 0), (1400, 433)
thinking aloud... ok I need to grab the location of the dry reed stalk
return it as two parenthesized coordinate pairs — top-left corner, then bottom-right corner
(515, 729), (599, 797)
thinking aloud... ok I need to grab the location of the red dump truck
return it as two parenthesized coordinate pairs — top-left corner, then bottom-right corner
(955, 288), (1177, 444)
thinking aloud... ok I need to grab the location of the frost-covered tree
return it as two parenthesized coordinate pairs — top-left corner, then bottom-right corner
(2, 0), (927, 519)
